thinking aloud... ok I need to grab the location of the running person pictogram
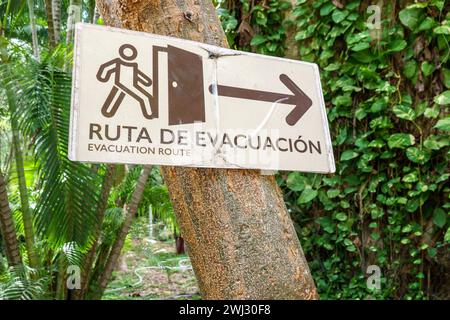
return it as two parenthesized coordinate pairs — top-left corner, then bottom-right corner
(96, 44), (155, 119)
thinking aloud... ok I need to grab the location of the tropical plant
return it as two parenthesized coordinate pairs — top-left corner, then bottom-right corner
(217, 0), (449, 299)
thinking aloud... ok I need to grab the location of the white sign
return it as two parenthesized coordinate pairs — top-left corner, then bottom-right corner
(69, 23), (335, 173)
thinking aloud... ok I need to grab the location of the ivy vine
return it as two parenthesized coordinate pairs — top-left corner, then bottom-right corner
(217, 0), (449, 299)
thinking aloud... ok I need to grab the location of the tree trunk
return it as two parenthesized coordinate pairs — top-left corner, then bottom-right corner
(26, 0), (40, 59)
(90, 165), (152, 299)
(96, 0), (317, 300)
(175, 236), (185, 255)
(44, 0), (56, 48)
(52, 0), (61, 45)
(72, 164), (116, 300)
(66, 0), (82, 44)
(93, 5), (100, 24)
(55, 253), (67, 300)
(6, 90), (39, 270)
(87, 0), (96, 25)
(0, 0), (10, 36)
(284, 0), (299, 60)
(0, 169), (22, 267)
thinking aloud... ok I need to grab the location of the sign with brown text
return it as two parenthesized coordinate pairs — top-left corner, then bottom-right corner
(69, 23), (335, 172)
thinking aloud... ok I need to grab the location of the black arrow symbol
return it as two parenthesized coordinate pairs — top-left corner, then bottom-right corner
(208, 74), (313, 126)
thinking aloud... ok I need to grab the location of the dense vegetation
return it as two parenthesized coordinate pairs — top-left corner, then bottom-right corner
(218, 0), (449, 299)
(0, 0), (449, 300)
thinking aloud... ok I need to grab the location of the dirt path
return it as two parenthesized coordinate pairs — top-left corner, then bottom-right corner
(103, 237), (200, 300)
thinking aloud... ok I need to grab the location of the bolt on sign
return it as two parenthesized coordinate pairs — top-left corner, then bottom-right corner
(69, 23), (335, 173)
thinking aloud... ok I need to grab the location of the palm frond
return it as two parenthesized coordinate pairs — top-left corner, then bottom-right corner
(0, 265), (47, 300)
(1, 43), (103, 249)
(59, 241), (85, 268)
(101, 207), (125, 245)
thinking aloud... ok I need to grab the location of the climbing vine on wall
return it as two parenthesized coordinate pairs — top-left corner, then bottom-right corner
(217, 0), (449, 299)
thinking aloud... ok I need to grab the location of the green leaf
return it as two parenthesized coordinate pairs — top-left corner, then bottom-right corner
(346, 31), (370, 45)
(340, 200), (350, 208)
(424, 135), (450, 150)
(343, 238), (353, 246)
(403, 171), (419, 183)
(421, 61), (435, 77)
(286, 172), (308, 191)
(336, 127), (348, 145)
(443, 68), (450, 88)
(295, 30), (312, 41)
(415, 101), (428, 116)
(370, 99), (387, 113)
(436, 174), (449, 184)
(393, 104), (416, 121)
(340, 150), (359, 161)
(368, 139), (384, 148)
(388, 133), (415, 149)
(332, 9), (349, 23)
(387, 39), (407, 52)
(350, 42), (370, 52)
(431, 0), (444, 11)
(418, 17), (437, 31)
(335, 212), (347, 222)
(327, 189), (341, 198)
(399, 7), (422, 30)
(424, 105), (440, 118)
(250, 35), (266, 46)
(346, 1), (360, 10)
(432, 208), (447, 228)
(445, 227), (450, 242)
(324, 63), (341, 71)
(406, 198), (420, 213)
(352, 51), (376, 63)
(298, 187), (318, 204)
(434, 25), (450, 35)
(433, 117), (450, 131)
(371, 232), (381, 240)
(434, 91), (450, 105)
(406, 147), (431, 164)
(403, 60), (417, 79)
(320, 3), (335, 16)
(332, 94), (352, 106)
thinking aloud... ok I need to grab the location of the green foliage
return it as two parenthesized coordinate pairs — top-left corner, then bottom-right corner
(0, 265), (48, 300)
(217, 0), (290, 55)
(219, 0), (449, 299)
(109, 166), (178, 234)
(7, 46), (102, 249)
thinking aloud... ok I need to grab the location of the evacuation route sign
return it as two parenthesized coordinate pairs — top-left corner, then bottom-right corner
(69, 23), (335, 173)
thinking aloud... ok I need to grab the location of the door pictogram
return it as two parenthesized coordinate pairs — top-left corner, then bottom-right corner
(96, 43), (206, 125)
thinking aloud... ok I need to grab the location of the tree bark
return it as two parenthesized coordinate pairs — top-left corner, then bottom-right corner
(44, 0), (56, 48)
(25, 0), (40, 59)
(66, 0), (82, 44)
(55, 253), (67, 300)
(91, 165), (152, 299)
(96, 0), (318, 299)
(5, 89), (39, 270)
(73, 164), (116, 300)
(284, 0), (299, 60)
(52, 0), (61, 45)
(93, 5), (100, 24)
(0, 169), (22, 267)
(87, 0), (96, 25)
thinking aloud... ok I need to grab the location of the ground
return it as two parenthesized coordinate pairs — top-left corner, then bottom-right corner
(103, 218), (200, 300)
